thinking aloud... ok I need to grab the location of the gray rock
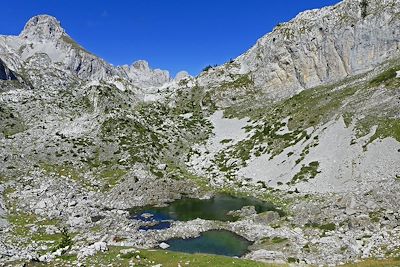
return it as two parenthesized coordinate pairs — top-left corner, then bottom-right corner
(120, 60), (171, 88)
(157, 164), (167, 171)
(245, 249), (286, 263)
(228, 206), (257, 218)
(159, 242), (170, 249)
(253, 211), (280, 225)
(175, 71), (191, 81)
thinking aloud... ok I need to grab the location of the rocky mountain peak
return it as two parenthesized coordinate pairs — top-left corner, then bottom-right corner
(132, 60), (150, 71)
(19, 15), (65, 41)
(175, 71), (191, 81)
(119, 60), (171, 88)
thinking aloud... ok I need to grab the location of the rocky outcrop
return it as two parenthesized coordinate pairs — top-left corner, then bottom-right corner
(119, 60), (171, 88)
(19, 15), (65, 41)
(0, 185), (8, 229)
(0, 59), (16, 80)
(175, 70), (191, 81)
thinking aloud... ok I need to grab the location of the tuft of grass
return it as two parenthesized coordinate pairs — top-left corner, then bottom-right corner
(369, 210), (381, 223)
(305, 222), (336, 232)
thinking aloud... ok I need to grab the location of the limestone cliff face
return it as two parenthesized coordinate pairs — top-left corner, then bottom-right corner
(198, 0), (400, 100)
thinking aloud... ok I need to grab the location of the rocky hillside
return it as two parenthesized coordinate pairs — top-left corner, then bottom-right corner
(0, 0), (400, 266)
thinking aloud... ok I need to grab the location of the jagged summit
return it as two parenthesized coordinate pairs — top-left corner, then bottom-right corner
(119, 60), (171, 88)
(19, 14), (66, 41)
(175, 70), (191, 81)
(131, 60), (151, 71)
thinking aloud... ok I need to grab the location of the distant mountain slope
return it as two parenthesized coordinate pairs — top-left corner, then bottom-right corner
(0, 15), (174, 90)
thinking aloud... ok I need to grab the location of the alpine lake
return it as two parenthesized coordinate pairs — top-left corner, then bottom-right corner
(130, 193), (282, 257)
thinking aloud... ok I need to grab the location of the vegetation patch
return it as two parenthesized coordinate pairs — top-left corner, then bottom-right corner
(220, 74), (254, 90)
(356, 118), (400, 149)
(0, 105), (27, 138)
(369, 66), (400, 88)
(99, 168), (127, 190)
(288, 161), (320, 185)
(306, 222), (336, 232)
(52, 227), (73, 252)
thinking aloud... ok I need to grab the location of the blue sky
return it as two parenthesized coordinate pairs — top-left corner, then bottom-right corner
(1, 0), (341, 76)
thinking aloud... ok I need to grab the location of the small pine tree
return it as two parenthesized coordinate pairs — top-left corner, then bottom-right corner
(52, 227), (73, 252)
(360, 0), (368, 18)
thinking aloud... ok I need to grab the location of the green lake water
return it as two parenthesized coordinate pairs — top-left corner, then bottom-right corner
(131, 193), (281, 222)
(166, 230), (252, 257)
(131, 193), (281, 256)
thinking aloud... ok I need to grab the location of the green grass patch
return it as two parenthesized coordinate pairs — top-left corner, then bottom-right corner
(8, 212), (37, 236)
(260, 236), (288, 244)
(83, 246), (284, 267)
(0, 105), (27, 138)
(369, 118), (400, 143)
(305, 222), (336, 231)
(356, 118), (400, 148)
(370, 66), (400, 88)
(41, 163), (82, 181)
(220, 74), (254, 90)
(288, 161), (320, 185)
(216, 82), (359, 171)
(98, 168), (127, 189)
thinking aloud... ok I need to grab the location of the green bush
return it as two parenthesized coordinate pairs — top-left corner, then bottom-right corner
(52, 227), (73, 252)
